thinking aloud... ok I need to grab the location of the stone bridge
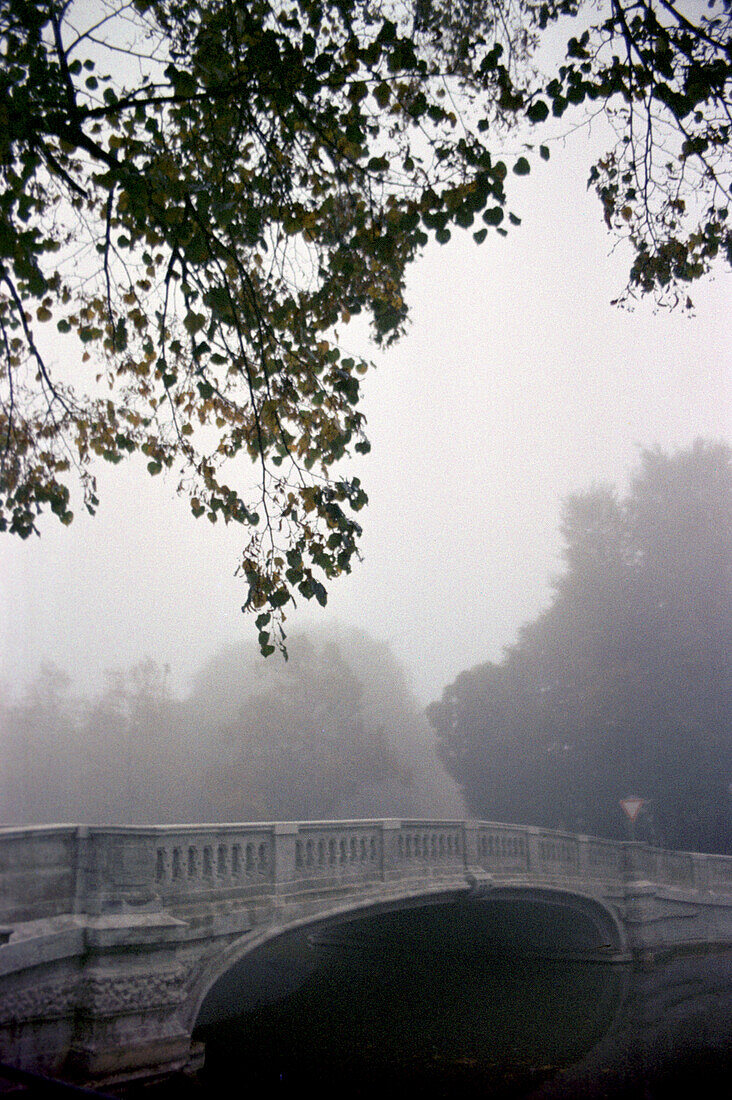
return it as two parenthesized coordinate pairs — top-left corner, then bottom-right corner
(1, 819), (730, 1085)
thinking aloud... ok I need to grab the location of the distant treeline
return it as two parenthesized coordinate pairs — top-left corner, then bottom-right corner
(0, 628), (465, 826)
(428, 440), (732, 854)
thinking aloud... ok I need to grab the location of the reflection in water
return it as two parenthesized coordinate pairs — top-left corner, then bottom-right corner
(531, 949), (732, 1099)
(200, 952), (626, 1098)
(131, 946), (732, 1099)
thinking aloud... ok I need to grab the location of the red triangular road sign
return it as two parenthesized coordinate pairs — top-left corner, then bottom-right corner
(620, 796), (645, 822)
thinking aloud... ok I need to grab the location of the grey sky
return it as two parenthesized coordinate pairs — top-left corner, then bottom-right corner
(1, 127), (729, 706)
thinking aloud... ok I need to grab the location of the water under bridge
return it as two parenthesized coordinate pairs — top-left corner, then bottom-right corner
(1, 819), (730, 1085)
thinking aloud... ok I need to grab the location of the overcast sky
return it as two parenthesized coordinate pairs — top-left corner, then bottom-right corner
(1, 122), (729, 707)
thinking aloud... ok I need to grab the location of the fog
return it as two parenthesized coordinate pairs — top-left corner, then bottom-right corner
(1, 118), (729, 830)
(0, 626), (465, 826)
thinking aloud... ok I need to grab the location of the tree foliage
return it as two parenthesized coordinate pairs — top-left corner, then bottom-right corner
(427, 440), (732, 853)
(542, 0), (732, 301)
(1, 1), (730, 649)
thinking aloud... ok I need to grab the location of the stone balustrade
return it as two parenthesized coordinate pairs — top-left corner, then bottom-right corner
(0, 826), (79, 925)
(2, 820), (730, 926)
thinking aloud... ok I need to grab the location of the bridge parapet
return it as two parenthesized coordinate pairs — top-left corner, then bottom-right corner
(142, 818), (632, 909)
(0, 826), (79, 925)
(150, 820), (471, 905)
(3, 820), (729, 928)
(707, 853), (732, 893)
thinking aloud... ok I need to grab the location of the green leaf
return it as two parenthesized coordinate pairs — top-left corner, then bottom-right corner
(526, 100), (549, 123)
(270, 587), (291, 608)
(483, 206), (504, 226)
(373, 82), (391, 108)
(183, 311), (205, 334)
(311, 580), (328, 606)
(348, 80), (368, 103)
(513, 157), (531, 176)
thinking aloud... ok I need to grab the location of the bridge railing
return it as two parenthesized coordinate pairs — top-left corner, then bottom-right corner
(707, 853), (732, 892)
(1, 821), (730, 924)
(149, 821), (471, 908)
(586, 836), (625, 879)
(0, 826), (79, 924)
(152, 824), (277, 900)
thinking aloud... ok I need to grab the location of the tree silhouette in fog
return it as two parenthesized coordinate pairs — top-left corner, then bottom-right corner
(1, 627), (464, 824)
(428, 440), (732, 853)
(187, 628), (464, 820)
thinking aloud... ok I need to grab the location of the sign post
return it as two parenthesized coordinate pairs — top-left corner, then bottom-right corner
(620, 795), (645, 842)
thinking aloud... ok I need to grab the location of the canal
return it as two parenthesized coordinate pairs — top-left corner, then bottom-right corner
(125, 940), (732, 1098)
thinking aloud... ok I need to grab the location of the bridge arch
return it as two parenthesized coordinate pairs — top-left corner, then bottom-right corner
(185, 883), (471, 1033)
(464, 882), (631, 959)
(185, 880), (629, 1036)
